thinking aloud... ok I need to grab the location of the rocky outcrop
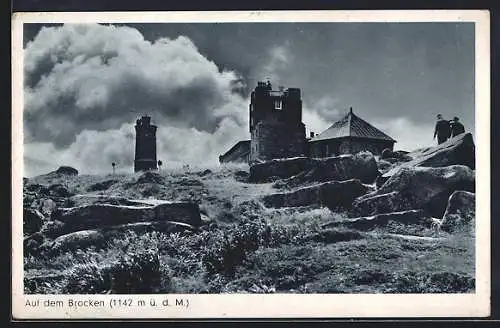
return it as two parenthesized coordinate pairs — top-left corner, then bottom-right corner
(55, 166), (79, 176)
(352, 165), (475, 218)
(67, 194), (146, 207)
(46, 200), (202, 237)
(249, 157), (315, 182)
(252, 152), (380, 186)
(378, 133), (475, 187)
(440, 191), (475, 233)
(377, 159), (393, 174)
(323, 209), (430, 231)
(49, 230), (105, 252)
(45, 221), (197, 253)
(381, 149), (412, 163)
(262, 179), (372, 210)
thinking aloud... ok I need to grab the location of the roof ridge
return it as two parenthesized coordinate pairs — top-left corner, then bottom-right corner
(352, 113), (395, 141)
(348, 108), (355, 136)
(311, 108), (396, 142)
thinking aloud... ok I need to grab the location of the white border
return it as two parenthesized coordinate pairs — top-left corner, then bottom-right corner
(11, 10), (491, 319)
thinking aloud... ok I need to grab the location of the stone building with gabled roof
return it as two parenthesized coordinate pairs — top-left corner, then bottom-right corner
(309, 107), (396, 158)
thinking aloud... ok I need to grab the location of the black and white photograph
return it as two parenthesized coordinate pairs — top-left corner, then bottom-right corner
(12, 10), (490, 319)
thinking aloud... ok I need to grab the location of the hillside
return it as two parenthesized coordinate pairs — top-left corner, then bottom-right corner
(22, 134), (476, 294)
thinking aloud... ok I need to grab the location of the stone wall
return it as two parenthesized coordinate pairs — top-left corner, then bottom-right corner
(345, 139), (394, 155)
(250, 121), (307, 163)
(310, 138), (394, 158)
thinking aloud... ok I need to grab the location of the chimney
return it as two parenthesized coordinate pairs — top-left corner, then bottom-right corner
(310, 132), (315, 138)
(349, 107), (353, 114)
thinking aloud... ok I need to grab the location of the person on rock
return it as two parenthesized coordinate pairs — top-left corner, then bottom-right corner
(449, 116), (465, 137)
(433, 114), (451, 145)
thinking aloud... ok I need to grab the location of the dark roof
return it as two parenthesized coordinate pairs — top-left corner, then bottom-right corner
(220, 140), (250, 158)
(311, 109), (396, 142)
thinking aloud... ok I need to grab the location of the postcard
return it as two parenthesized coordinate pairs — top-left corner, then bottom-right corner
(12, 10), (490, 319)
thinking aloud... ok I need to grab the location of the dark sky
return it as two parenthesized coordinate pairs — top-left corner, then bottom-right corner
(22, 22), (475, 176)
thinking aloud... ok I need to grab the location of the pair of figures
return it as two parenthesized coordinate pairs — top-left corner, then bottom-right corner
(433, 114), (465, 145)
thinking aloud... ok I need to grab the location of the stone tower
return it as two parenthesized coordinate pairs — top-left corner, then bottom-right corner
(134, 115), (158, 172)
(249, 81), (307, 163)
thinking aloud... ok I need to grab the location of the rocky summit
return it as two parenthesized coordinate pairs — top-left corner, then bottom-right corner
(353, 165), (475, 218)
(23, 143), (476, 294)
(250, 151), (380, 185)
(377, 132), (475, 187)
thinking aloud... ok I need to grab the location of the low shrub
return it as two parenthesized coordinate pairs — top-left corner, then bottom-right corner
(62, 249), (161, 294)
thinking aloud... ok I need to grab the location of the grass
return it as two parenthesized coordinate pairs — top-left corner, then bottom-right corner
(23, 163), (475, 294)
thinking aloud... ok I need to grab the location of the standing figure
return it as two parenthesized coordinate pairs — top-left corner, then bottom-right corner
(433, 114), (451, 145)
(450, 116), (465, 137)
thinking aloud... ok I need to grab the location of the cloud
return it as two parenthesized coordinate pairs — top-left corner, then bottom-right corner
(24, 116), (250, 177)
(302, 108), (331, 138)
(24, 24), (248, 148)
(23, 23), (252, 176)
(251, 44), (292, 87)
(24, 124), (135, 177)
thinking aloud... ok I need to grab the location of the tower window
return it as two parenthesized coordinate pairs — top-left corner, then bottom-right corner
(274, 99), (282, 109)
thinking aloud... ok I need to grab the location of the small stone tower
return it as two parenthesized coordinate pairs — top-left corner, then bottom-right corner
(249, 80), (307, 163)
(134, 115), (158, 172)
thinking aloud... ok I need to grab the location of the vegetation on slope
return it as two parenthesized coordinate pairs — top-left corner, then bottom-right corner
(23, 163), (475, 294)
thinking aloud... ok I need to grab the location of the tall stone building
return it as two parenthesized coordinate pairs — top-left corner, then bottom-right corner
(249, 81), (307, 163)
(134, 115), (158, 172)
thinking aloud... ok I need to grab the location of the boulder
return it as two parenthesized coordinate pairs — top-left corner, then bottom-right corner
(49, 230), (106, 252)
(55, 166), (79, 176)
(381, 148), (393, 159)
(352, 165), (475, 218)
(67, 194), (146, 207)
(249, 157), (316, 182)
(253, 152), (380, 186)
(262, 179), (372, 210)
(312, 152), (379, 184)
(24, 208), (45, 235)
(440, 191), (475, 233)
(46, 221), (197, 253)
(378, 133), (475, 187)
(377, 159), (393, 174)
(381, 149), (411, 162)
(323, 209), (430, 231)
(48, 200), (202, 236)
